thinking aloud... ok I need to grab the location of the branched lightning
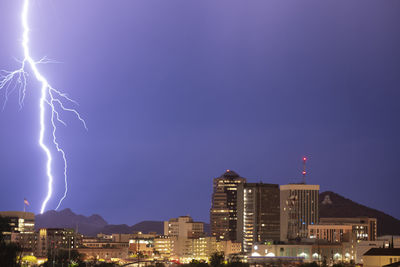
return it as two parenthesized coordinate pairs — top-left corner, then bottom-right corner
(0, 0), (87, 214)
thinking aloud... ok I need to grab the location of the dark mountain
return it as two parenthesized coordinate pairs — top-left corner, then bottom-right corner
(35, 208), (108, 235)
(319, 191), (400, 236)
(35, 209), (166, 236)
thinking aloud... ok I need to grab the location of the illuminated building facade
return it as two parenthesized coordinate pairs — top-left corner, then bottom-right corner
(77, 247), (129, 262)
(363, 248), (400, 267)
(217, 240), (242, 256)
(164, 216), (204, 238)
(0, 211), (37, 255)
(210, 170), (246, 241)
(237, 183), (280, 253)
(308, 224), (354, 243)
(153, 235), (241, 262)
(37, 228), (82, 257)
(280, 184), (319, 241)
(154, 235), (176, 260)
(318, 217), (377, 241)
(251, 242), (356, 264)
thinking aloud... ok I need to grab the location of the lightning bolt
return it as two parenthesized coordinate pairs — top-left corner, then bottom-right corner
(0, 0), (87, 214)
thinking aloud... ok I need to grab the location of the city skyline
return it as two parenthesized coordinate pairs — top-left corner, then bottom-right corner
(0, 0), (400, 226)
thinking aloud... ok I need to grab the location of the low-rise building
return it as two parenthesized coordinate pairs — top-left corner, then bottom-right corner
(378, 236), (400, 248)
(154, 235), (176, 260)
(356, 240), (389, 264)
(308, 224), (354, 243)
(316, 217), (377, 241)
(164, 216), (205, 238)
(363, 248), (400, 267)
(153, 235), (241, 262)
(82, 240), (129, 249)
(0, 211), (37, 255)
(128, 238), (154, 257)
(77, 247), (129, 262)
(251, 241), (355, 265)
(217, 240), (242, 256)
(37, 228), (82, 257)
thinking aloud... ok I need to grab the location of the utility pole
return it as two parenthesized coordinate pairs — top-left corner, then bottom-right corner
(68, 235), (71, 264)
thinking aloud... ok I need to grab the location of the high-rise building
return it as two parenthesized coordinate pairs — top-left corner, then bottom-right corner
(210, 170), (246, 241)
(237, 183), (280, 253)
(280, 184), (319, 241)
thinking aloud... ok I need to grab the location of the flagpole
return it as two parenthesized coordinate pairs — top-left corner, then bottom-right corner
(23, 198), (30, 212)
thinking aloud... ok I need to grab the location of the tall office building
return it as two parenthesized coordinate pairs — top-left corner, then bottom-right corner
(280, 184), (319, 241)
(210, 170), (246, 241)
(237, 183), (280, 253)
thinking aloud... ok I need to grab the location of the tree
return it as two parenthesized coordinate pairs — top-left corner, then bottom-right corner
(187, 259), (209, 267)
(0, 242), (21, 267)
(0, 216), (21, 267)
(210, 252), (225, 267)
(227, 255), (248, 267)
(21, 255), (38, 265)
(0, 216), (10, 242)
(300, 262), (319, 267)
(42, 249), (84, 267)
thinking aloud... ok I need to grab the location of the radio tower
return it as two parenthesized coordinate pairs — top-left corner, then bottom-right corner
(302, 157), (307, 184)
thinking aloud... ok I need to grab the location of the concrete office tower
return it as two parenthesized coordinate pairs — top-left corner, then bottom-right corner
(280, 184), (319, 241)
(164, 216), (204, 238)
(237, 183), (280, 253)
(210, 170), (246, 241)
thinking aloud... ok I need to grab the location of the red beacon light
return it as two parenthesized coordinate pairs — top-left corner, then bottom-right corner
(303, 157), (307, 161)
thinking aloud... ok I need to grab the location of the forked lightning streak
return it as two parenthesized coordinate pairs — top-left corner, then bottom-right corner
(0, 0), (86, 214)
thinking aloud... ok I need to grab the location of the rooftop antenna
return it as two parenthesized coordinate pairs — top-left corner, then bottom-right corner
(302, 156), (307, 184)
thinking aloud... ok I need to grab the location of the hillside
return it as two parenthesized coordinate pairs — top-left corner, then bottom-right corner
(319, 191), (400, 236)
(35, 208), (107, 236)
(35, 209), (165, 236)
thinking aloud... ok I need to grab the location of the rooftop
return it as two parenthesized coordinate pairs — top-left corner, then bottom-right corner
(364, 248), (400, 256)
(220, 169), (240, 178)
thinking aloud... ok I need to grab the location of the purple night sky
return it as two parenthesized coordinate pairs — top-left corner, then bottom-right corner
(0, 0), (399, 225)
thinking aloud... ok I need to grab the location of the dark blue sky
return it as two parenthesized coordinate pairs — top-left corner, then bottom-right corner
(0, 0), (399, 225)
